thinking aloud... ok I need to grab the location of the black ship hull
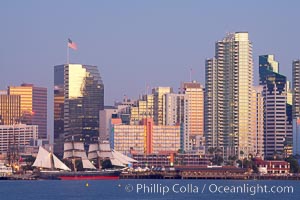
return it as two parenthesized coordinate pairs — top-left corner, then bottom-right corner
(38, 170), (121, 180)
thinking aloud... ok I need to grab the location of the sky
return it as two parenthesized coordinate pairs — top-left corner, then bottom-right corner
(1, 0), (300, 136)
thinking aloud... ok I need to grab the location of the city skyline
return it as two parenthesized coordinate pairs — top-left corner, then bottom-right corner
(2, 1), (300, 137)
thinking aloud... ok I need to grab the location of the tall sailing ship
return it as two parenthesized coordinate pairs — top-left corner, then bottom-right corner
(32, 141), (136, 180)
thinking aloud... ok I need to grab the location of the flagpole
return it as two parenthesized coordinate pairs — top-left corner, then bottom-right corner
(67, 41), (69, 65)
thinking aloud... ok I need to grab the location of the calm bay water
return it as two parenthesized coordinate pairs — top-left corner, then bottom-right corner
(0, 179), (299, 200)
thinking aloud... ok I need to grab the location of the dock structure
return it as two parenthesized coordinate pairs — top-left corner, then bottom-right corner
(120, 166), (300, 180)
(178, 166), (248, 179)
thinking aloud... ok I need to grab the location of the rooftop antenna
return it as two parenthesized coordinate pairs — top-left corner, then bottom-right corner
(189, 68), (193, 82)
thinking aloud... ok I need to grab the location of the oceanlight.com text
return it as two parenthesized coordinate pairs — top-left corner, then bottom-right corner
(124, 183), (294, 196)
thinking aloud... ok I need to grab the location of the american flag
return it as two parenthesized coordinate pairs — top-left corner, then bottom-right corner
(68, 38), (77, 50)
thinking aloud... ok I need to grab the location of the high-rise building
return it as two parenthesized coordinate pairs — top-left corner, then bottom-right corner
(8, 84), (47, 139)
(204, 32), (253, 159)
(54, 64), (104, 157)
(287, 81), (293, 105)
(251, 86), (264, 157)
(286, 82), (293, 156)
(180, 81), (204, 150)
(293, 119), (300, 155)
(0, 94), (21, 125)
(259, 55), (292, 158)
(292, 60), (300, 155)
(152, 87), (172, 125)
(165, 93), (186, 126)
(165, 93), (187, 150)
(99, 106), (119, 141)
(293, 60), (300, 118)
(204, 58), (218, 149)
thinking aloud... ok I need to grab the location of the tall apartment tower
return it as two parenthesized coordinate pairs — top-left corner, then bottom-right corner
(165, 93), (187, 150)
(259, 55), (292, 158)
(204, 32), (253, 159)
(251, 86), (264, 157)
(8, 84), (47, 139)
(204, 58), (218, 149)
(180, 81), (204, 150)
(152, 87), (172, 125)
(293, 60), (300, 118)
(292, 60), (300, 155)
(54, 64), (104, 157)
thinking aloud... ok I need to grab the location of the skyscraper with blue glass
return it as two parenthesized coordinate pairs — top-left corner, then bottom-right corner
(259, 55), (292, 158)
(54, 64), (104, 157)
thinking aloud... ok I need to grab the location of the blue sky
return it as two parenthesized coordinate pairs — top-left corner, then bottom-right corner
(1, 0), (300, 135)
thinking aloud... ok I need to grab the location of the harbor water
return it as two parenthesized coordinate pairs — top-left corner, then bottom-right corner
(0, 179), (300, 200)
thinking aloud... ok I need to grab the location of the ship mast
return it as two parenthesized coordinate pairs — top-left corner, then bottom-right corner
(7, 120), (20, 171)
(49, 145), (54, 170)
(88, 140), (114, 169)
(63, 137), (88, 172)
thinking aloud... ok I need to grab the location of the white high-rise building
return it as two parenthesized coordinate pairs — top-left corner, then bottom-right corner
(165, 93), (188, 150)
(204, 58), (218, 148)
(293, 60), (300, 118)
(204, 32), (254, 159)
(292, 60), (300, 155)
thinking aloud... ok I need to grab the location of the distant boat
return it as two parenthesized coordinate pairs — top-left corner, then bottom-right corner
(0, 163), (13, 180)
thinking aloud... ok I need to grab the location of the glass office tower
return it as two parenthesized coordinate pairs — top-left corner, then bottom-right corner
(54, 64), (104, 157)
(259, 55), (292, 158)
